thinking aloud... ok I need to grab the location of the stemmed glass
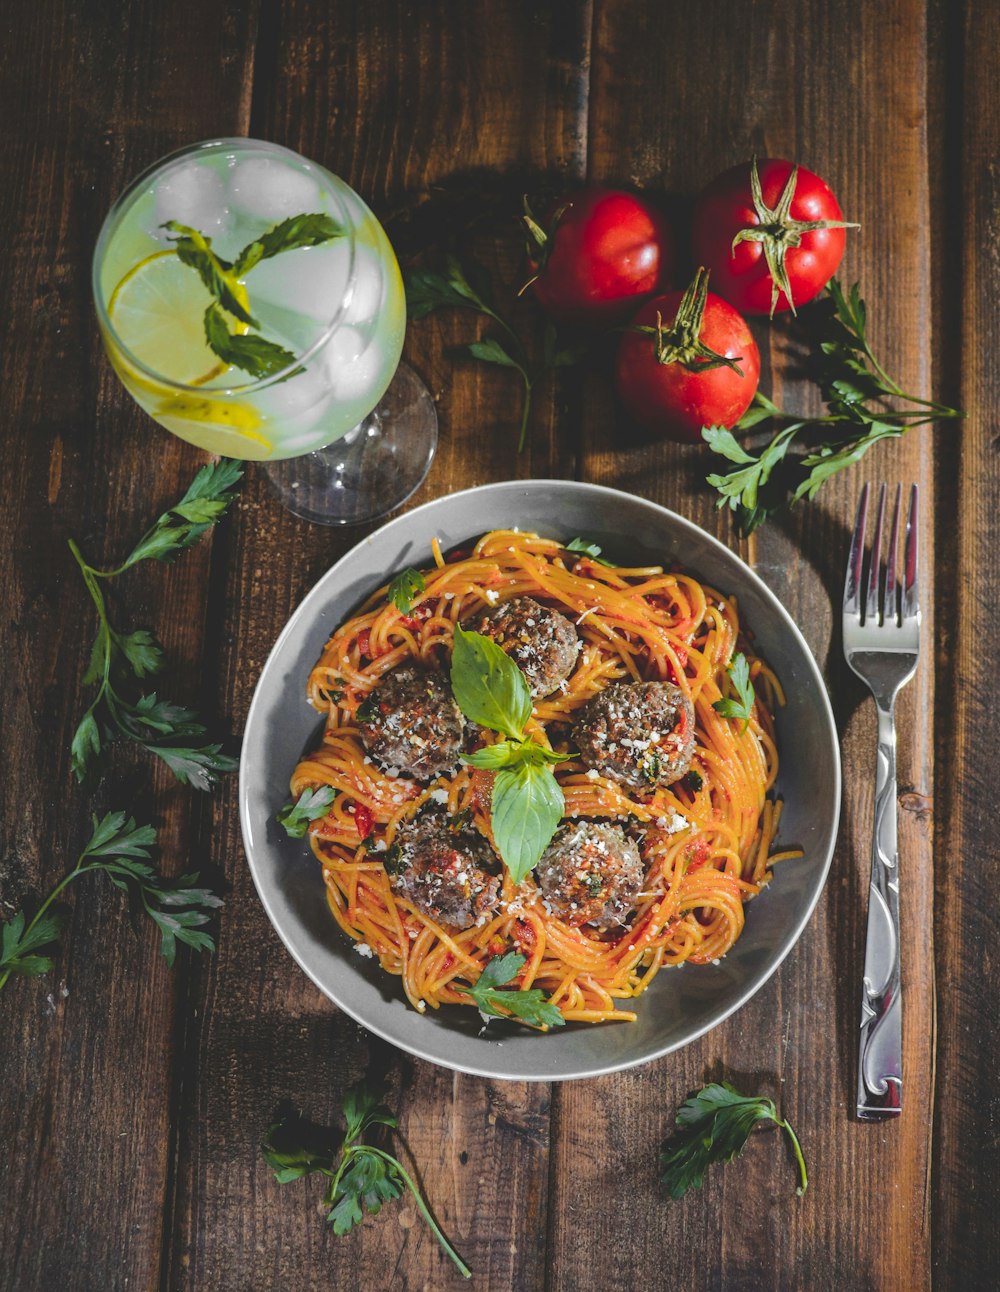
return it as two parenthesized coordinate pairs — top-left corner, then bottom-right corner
(92, 137), (437, 525)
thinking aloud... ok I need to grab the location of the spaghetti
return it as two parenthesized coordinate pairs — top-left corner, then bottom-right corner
(290, 529), (798, 1026)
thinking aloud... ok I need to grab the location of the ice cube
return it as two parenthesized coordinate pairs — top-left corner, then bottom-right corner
(248, 243), (351, 326)
(344, 249), (384, 325)
(255, 363), (334, 435)
(325, 326), (366, 365)
(154, 163), (230, 236)
(227, 157), (321, 221)
(325, 337), (383, 404)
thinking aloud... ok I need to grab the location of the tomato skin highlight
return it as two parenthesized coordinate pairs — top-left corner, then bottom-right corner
(527, 188), (675, 325)
(692, 158), (851, 315)
(614, 291), (760, 443)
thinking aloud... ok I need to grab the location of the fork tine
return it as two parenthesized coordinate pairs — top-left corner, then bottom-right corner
(902, 484), (919, 619)
(884, 484), (902, 627)
(864, 483), (886, 625)
(844, 482), (869, 618)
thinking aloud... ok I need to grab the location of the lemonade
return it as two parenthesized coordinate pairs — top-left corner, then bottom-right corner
(93, 140), (407, 462)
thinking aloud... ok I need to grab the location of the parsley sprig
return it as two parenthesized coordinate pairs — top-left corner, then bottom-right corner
(659, 1081), (807, 1199)
(451, 625), (566, 883)
(703, 279), (963, 534)
(456, 951), (564, 1028)
(277, 785), (337, 838)
(0, 812), (222, 993)
(387, 566), (426, 614)
(261, 1081), (471, 1278)
(404, 255), (582, 451)
(711, 652), (755, 732)
(69, 459), (242, 789)
(164, 212), (343, 380)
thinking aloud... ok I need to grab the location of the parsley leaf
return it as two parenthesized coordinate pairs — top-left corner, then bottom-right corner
(564, 537), (614, 567)
(712, 653), (755, 732)
(68, 461), (242, 787)
(0, 812), (223, 992)
(404, 254), (582, 452)
(387, 567), (426, 614)
(659, 1081), (807, 1199)
(261, 1081), (471, 1278)
(702, 279), (963, 533)
(277, 786), (337, 838)
(455, 952), (564, 1029)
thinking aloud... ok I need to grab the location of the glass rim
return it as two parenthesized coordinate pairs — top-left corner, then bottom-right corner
(91, 136), (359, 396)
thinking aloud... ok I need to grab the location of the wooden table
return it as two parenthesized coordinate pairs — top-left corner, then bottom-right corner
(1, 3), (994, 1288)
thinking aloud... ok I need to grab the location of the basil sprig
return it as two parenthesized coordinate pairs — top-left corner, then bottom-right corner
(450, 625), (565, 884)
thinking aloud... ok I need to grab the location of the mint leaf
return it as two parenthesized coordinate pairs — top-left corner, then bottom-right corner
(403, 255), (496, 321)
(233, 212), (343, 276)
(450, 625), (532, 742)
(491, 759), (563, 884)
(277, 786), (337, 838)
(387, 567), (425, 615)
(161, 221), (256, 325)
(203, 303), (300, 380)
(464, 337), (521, 369)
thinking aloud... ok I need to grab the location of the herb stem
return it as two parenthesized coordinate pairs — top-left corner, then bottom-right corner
(517, 371), (534, 452)
(356, 1145), (472, 1278)
(779, 1117), (809, 1196)
(0, 862), (88, 994)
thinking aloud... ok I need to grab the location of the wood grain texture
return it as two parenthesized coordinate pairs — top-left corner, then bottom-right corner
(931, 0), (1000, 1283)
(553, 3), (938, 1290)
(0, 3), (258, 1290)
(0, 0), (992, 1289)
(162, 4), (591, 1289)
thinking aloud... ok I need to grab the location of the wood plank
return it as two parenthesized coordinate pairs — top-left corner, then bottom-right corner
(163, 4), (592, 1288)
(0, 4), (258, 1290)
(930, 0), (1000, 1282)
(553, 2), (938, 1289)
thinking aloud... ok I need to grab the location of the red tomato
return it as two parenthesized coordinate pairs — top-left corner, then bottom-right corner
(354, 804), (374, 838)
(525, 188), (674, 325)
(692, 157), (858, 316)
(614, 269), (760, 443)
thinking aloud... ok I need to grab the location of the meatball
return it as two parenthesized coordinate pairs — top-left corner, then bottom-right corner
(536, 822), (643, 930)
(463, 595), (579, 697)
(388, 810), (500, 929)
(357, 666), (464, 780)
(572, 681), (695, 790)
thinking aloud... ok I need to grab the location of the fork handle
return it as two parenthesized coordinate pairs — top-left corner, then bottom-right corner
(857, 697), (903, 1119)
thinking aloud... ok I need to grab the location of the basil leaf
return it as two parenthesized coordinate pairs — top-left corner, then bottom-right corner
(450, 625), (531, 742)
(490, 760), (563, 885)
(462, 741), (521, 769)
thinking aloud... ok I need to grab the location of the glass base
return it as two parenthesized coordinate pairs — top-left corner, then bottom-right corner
(262, 362), (438, 526)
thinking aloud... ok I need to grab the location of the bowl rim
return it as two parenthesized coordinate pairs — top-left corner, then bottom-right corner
(239, 479), (841, 1080)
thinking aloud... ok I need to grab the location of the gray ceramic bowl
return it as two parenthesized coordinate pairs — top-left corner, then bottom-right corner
(240, 481), (840, 1080)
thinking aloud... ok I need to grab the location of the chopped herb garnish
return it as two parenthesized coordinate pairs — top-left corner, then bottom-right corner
(565, 537), (614, 566)
(355, 695), (378, 723)
(455, 952), (564, 1029)
(682, 769), (704, 793)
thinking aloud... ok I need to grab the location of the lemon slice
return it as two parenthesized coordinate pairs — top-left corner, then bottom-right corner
(108, 250), (250, 387)
(154, 393), (274, 460)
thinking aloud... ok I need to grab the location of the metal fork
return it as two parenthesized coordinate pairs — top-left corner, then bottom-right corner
(843, 482), (920, 1120)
